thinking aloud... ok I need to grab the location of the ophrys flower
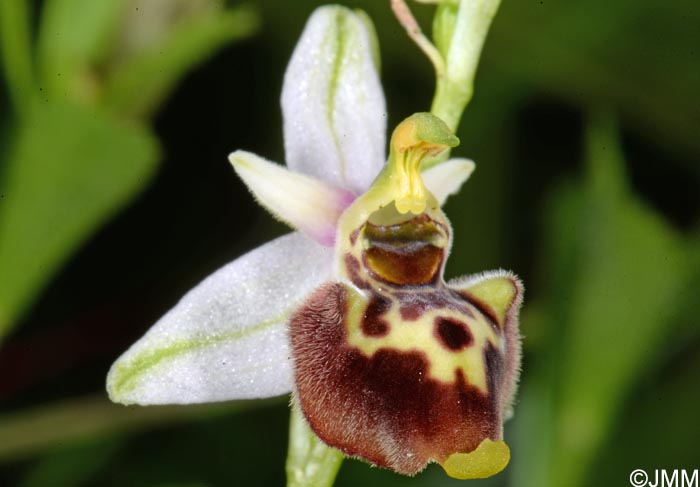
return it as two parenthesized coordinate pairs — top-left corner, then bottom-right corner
(107, 5), (522, 481)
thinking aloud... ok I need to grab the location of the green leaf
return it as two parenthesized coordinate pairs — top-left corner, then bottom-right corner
(550, 113), (696, 485)
(0, 100), (158, 337)
(587, 329), (700, 485)
(513, 111), (698, 487)
(490, 0), (700, 164)
(36, 0), (126, 103)
(102, 6), (259, 119)
(0, 0), (37, 115)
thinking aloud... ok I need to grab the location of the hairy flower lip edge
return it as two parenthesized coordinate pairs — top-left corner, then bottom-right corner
(289, 267), (523, 477)
(448, 269), (525, 419)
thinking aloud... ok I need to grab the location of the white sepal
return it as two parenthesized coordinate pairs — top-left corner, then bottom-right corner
(281, 5), (386, 194)
(230, 150), (355, 246)
(423, 157), (475, 205)
(107, 232), (333, 405)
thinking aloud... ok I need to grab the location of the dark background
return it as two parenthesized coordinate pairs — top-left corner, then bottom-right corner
(1, 0), (698, 486)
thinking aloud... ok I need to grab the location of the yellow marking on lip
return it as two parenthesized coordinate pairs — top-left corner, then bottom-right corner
(442, 439), (510, 479)
(344, 288), (502, 393)
(463, 276), (518, 327)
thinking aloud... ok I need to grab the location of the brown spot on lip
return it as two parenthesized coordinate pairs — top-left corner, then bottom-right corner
(435, 318), (472, 350)
(361, 294), (391, 337)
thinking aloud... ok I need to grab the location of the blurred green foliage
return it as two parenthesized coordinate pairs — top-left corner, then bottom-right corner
(512, 111), (699, 487)
(0, 0), (258, 335)
(0, 0), (698, 486)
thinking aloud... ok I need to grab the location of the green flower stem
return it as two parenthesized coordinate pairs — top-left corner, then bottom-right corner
(394, 0), (501, 169)
(0, 0), (36, 116)
(286, 404), (344, 487)
(430, 0), (501, 130)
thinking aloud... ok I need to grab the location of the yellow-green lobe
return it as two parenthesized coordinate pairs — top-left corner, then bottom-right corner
(462, 276), (518, 327)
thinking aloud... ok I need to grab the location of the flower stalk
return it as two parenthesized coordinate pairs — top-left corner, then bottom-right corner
(431, 0), (501, 130)
(393, 0), (502, 168)
(286, 405), (344, 487)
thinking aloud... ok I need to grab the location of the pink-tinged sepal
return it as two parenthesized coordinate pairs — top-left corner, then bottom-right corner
(230, 151), (356, 246)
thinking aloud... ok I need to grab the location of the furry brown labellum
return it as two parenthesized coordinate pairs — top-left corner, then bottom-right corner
(290, 113), (523, 479)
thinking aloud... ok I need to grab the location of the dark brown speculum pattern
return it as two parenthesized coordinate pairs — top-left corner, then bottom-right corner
(290, 215), (513, 474)
(290, 284), (502, 474)
(435, 317), (473, 350)
(290, 212), (521, 474)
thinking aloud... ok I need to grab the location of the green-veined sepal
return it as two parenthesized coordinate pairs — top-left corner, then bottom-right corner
(281, 5), (386, 194)
(107, 233), (332, 405)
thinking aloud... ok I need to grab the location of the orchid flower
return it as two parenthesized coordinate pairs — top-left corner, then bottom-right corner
(107, 4), (522, 481)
